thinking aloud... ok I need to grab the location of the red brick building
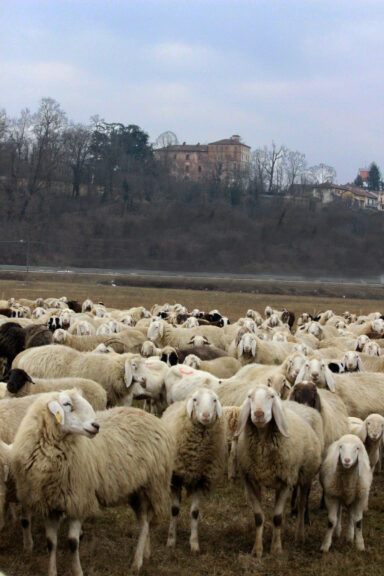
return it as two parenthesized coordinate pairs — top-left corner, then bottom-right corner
(155, 135), (251, 183)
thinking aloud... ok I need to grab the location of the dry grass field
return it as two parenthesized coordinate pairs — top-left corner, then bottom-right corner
(0, 271), (383, 576)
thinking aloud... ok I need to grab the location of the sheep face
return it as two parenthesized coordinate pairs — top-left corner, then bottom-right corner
(59, 310), (72, 329)
(355, 334), (370, 352)
(272, 332), (287, 342)
(296, 358), (335, 391)
(264, 306), (273, 318)
(130, 358), (167, 400)
(147, 320), (163, 342)
(183, 354), (201, 369)
(76, 321), (93, 336)
(238, 333), (256, 358)
(343, 351), (364, 372)
(363, 415), (384, 442)
(47, 391), (99, 438)
(186, 388), (222, 426)
(334, 435), (364, 471)
(4, 368), (34, 394)
(185, 317), (199, 329)
(32, 306), (45, 319)
(121, 315), (134, 326)
(94, 306), (107, 318)
(82, 299), (93, 313)
(160, 349), (179, 366)
(188, 335), (210, 347)
(141, 341), (157, 357)
(53, 328), (66, 344)
(93, 343), (114, 354)
(363, 341), (381, 356)
(293, 343), (309, 356)
(96, 324), (112, 336)
(236, 385), (290, 437)
(48, 316), (61, 332)
(289, 382), (321, 411)
(371, 319), (384, 335)
(307, 322), (322, 339)
(285, 354), (306, 384)
(267, 314), (280, 328)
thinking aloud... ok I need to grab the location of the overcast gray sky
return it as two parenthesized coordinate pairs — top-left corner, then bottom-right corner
(1, 0), (383, 183)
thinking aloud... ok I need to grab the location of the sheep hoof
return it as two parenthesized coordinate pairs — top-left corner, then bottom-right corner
(251, 546), (262, 558)
(190, 540), (200, 553)
(166, 538), (176, 548)
(320, 545), (330, 553)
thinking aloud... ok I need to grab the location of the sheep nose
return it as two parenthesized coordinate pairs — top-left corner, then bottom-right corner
(253, 410), (264, 420)
(344, 458), (350, 464)
(312, 372), (319, 379)
(202, 411), (210, 419)
(92, 422), (100, 432)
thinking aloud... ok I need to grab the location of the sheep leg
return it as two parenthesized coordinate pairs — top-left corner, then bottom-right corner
(21, 507), (33, 552)
(167, 479), (182, 548)
(244, 478), (264, 558)
(68, 519), (83, 576)
(321, 497), (339, 552)
(271, 484), (289, 555)
(354, 508), (364, 551)
(335, 506), (342, 538)
(143, 509), (153, 560)
(45, 511), (62, 576)
(190, 490), (201, 553)
(296, 483), (310, 543)
(346, 507), (355, 543)
(132, 501), (150, 573)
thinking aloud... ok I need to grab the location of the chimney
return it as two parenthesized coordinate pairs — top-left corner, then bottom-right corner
(231, 135), (240, 142)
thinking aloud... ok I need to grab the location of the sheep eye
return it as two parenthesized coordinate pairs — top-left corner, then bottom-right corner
(193, 398), (197, 403)
(214, 398), (217, 403)
(63, 401), (73, 411)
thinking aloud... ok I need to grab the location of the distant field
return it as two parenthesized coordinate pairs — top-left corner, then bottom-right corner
(0, 271), (383, 576)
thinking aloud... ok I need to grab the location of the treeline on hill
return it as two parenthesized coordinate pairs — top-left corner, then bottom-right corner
(0, 98), (382, 277)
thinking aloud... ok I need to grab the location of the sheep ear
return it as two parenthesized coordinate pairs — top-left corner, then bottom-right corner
(216, 398), (223, 421)
(328, 362), (342, 374)
(124, 363), (133, 388)
(314, 392), (322, 412)
(267, 377), (272, 387)
(272, 395), (290, 437)
(159, 322), (164, 337)
(3, 464), (9, 482)
(295, 363), (307, 384)
(251, 339), (257, 357)
(332, 445), (341, 474)
(170, 352), (178, 366)
(358, 447), (365, 476)
(357, 356), (364, 372)
(235, 395), (251, 438)
(358, 423), (367, 443)
(48, 400), (65, 425)
(238, 340), (244, 358)
(324, 367), (335, 392)
(186, 397), (194, 419)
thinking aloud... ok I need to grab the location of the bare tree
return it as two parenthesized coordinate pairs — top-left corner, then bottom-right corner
(62, 122), (92, 197)
(306, 163), (337, 185)
(284, 150), (307, 191)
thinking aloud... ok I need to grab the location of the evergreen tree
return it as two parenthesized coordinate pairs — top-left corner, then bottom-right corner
(368, 162), (381, 191)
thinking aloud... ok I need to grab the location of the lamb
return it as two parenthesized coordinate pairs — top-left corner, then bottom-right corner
(162, 388), (226, 553)
(183, 354), (242, 379)
(348, 414), (384, 471)
(12, 345), (134, 406)
(11, 389), (174, 574)
(320, 434), (372, 552)
(3, 368), (107, 410)
(234, 384), (322, 557)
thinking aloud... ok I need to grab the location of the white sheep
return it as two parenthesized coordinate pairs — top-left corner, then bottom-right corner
(165, 364), (222, 404)
(320, 434), (372, 552)
(11, 389), (174, 574)
(162, 388), (226, 553)
(348, 414), (384, 471)
(3, 368), (107, 410)
(234, 385), (322, 557)
(183, 354), (242, 379)
(296, 357), (384, 419)
(13, 345), (134, 407)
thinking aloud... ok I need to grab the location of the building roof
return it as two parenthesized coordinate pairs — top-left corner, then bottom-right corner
(208, 137), (251, 148)
(155, 144), (208, 153)
(359, 169), (369, 181)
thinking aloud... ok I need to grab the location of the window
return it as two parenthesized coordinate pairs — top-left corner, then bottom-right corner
(186, 154), (190, 160)
(185, 165), (189, 172)
(198, 166), (202, 173)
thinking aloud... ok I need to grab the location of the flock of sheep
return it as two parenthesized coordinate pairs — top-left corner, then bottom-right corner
(0, 295), (384, 576)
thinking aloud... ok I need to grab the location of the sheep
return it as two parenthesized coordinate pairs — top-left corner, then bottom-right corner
(141, 340), (161, 358)
(12, 345), (134, 407)
(160, 346), (179, 366)
(164, 364), (223, 404)
(54, 327), (145, 354)
(0, 322), (26, 373)
(234, 384), (322, 557)
(176, 343), (228, 363)
(93, 343), (116, 354)
(320, 434), (372, 552)
(11, 389), (174, 574)
(349, 318), (384, 338)
(362, 341), (381, 356)
(288, 381), (349, 450)
(147, 319), (227, 351)
(162, 388), (226, 553)
(217, 371), (292, 407)
(296, 357), (384, 419)
(183, 354), (242, 378)
(229, 333), (294, 366)
(130, 356), (169, 409)
(3, 368), (107, 410)
(348, 414), (384, 471)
